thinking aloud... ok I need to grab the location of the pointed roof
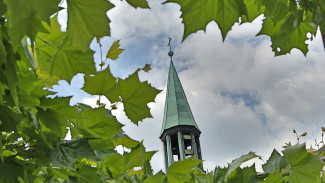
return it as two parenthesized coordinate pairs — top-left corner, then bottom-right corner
(160, 57), (200, 135)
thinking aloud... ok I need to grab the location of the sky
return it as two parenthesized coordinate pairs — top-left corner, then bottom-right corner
(53, 0), (325, 173)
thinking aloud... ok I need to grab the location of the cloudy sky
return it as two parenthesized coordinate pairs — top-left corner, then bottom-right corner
(54, 0), (325, 172)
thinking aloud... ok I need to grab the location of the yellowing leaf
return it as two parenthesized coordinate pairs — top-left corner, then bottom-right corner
(106, 40), (125, 61)
(118, 71), (161, 125)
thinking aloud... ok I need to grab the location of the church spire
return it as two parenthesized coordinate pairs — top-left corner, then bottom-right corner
(160, 38), (203, 171)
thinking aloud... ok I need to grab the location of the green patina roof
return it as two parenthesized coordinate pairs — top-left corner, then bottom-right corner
(160, 58), (200, 134)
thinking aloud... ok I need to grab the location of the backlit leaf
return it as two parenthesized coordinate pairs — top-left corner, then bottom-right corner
(118, 71), (161, 124)
(164, 0), (248, 41)
(262, 149), (288, 174)
(82, 66), (119, 103)
(76, 107), (122, 140)
(227, 165), (257, 183)
(3, 0), (61, 49)
(167, 156), (201, 183)
(50, 36), (96, 82)
(283, 143), (325, 183)
(225, 151), (258, 180)
(47, 139), (97, 169)
(66, 0), (114, 51)
(106, 40), (125, 61)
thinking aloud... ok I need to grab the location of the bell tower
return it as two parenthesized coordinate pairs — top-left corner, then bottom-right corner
(160, 38), (203, 171)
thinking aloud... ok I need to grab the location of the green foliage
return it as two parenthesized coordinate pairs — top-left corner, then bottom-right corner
(167, 156), (202, 183)
(118, 71), (161, 125)
(164, 0), (325, 56)
(1, 0), (325, 182)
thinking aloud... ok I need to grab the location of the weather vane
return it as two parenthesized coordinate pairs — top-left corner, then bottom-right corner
(167, 37), (174, 57)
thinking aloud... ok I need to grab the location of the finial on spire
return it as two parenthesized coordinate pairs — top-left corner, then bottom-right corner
(167, 37), (174, 57)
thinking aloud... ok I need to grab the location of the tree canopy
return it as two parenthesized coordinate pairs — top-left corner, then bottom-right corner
(0, 0), (325, 182)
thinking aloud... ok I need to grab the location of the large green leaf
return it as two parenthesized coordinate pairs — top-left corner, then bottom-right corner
(50, 36), (96, 82)
(313, 0), (325, 31)
(112, 130), (140, 149)
(262, 0), (289, 23)
(264, 169), (286, 183)
(282, 143), (325, 183)
(37, 97), (78, 138)
(76, 106), (122, 140)
(213, 166), (228, 183)
(78, 164), (103, 183)
(118, 71), (161, 124)
(144, 171), (166, 183)
(47, 139), (97, 169)
(164, 0), (248, 40)
(82, 66), (119, 103)
(167, 157), (202, 183)
(124, 143), (156, 171)
(258, 12), (317, 56)
(35, 15), (64, 87)
(3, 0), (61, 49)
(227, 165), (257, 183)
(225, 151), (258, 180)
(66, 0), (114, 51)
(262, 149), (288, 174)
(241, 0), (264, 23)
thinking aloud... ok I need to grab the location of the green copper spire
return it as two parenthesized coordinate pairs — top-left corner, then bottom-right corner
(160, 40), (200, 135)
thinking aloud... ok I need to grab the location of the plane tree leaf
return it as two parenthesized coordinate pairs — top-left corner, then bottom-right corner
(47, 139), (97, 169)
(262, 149), (288, 174)
(144, 171), (166, 183)
(225, 151), (258, 180)
(35, 15), (64, 87)
(82, 66), (119, 103)
(106, 40), (125, 61)
(66, 0), (114, 51)
(75, 106), (123, 140)
(164, 0), (248, 41)
(3, 0), (61, 49)
(262, 0), (289, 23)
(167, 156), (202, 183)
(50, 36), (96, 82)
(282, 143), (325, 183)
(78, 164), (103, 183)
(112, 130), (140, 149)
(118, 71), (161, 125)
(227, 165), (258, 183)
(264, 169), (286, 183)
